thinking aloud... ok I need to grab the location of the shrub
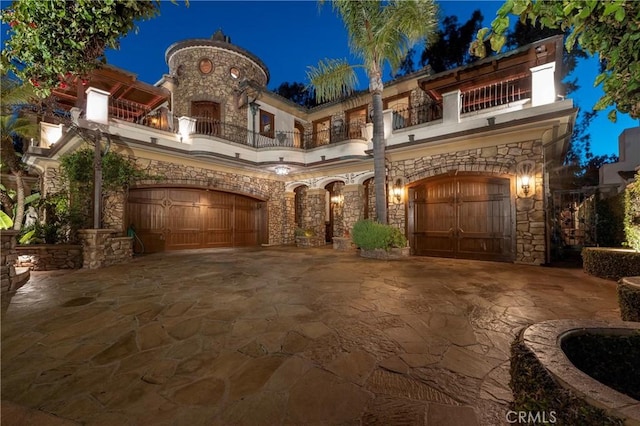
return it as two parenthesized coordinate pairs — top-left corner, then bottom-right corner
(624, 173), (640, 251)
(582, 248), (640, 280)
(618, 278), (640, 322)
(597, 192), (625, 247)
(351, 219), (407, 251)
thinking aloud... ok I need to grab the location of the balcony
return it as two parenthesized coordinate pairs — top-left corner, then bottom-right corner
(460, 76), (531, 114)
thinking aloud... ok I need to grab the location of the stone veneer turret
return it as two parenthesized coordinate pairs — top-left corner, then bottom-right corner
(165, 29), (270, 127)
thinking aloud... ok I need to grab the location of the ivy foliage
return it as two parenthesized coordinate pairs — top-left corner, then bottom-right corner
(60, 147), (147, 191)
(624, 172), (640, 251)
(471, 0), (640, 121)
(1, 0), (160, 96)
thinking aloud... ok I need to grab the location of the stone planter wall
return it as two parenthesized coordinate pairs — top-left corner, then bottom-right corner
(15, 245), (82, 271)
(513, 320), (639, 425)
(360, 247), (410, 260)
(295, 236), (319, 248)
(1, 230), (19, 293)
(332, 236), (355, 251)
(77, 229), (133, 269)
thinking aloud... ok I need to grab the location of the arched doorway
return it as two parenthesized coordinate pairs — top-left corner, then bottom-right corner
(407, 173), (514, 261)
(324, 181), (344, 242)
(127, 187), (267, 253)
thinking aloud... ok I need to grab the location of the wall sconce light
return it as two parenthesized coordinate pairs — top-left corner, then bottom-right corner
(392, 178), (404, 203)
(521, 174), (530, 196)
(517, 160), (535, 197)
(330, 194), (343, 205)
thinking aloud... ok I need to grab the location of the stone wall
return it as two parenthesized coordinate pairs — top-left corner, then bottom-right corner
(391, 140), (545, 264)
(77, 229), (132, 269)
(1, 231), (19, 293)
(342, 184), (364, 235)
(15, 245), (82, 271)
(103, 190), (126, 233)
(283, 192), (296, 245)
(304, 189), (329, 246)
(330, 181), (345, 237)
(168, 46), (268, 124)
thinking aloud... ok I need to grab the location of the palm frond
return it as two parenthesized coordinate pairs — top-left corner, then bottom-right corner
(306, 58), (359, 103)
(378, 0), (440, 72)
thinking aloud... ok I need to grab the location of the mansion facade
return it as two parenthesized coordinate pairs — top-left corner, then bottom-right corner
(25, 31), (576, 265)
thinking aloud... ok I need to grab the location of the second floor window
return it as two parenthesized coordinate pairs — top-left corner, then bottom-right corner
(313, 118), (331, 145)
(260, 109), (275, 138)
(346, 107), (367, 139)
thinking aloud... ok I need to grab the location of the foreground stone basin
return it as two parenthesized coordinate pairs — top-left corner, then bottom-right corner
(521, 320), (640, 425)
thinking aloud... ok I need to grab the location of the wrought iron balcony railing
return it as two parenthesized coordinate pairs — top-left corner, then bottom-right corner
(460, 76), (532, 114)
(390, 101), (443, 131)
(107, 97), (369, 149)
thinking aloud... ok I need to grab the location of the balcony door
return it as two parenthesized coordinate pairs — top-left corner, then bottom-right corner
(191, 101), (220, 136)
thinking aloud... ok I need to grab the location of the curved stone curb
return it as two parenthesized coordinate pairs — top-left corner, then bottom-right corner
(522, 319), (640, 425)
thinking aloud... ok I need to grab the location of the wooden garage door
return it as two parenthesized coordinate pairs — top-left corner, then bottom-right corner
(127, 188), (265, 253)
(408, 174), (513, 262)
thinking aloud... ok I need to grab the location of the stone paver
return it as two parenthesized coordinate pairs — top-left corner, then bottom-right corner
(1, 247), (620, 425)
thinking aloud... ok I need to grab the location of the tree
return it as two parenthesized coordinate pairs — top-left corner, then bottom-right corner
(0, 76), (38, 230)
(1, 0), (161, 96)
(471, 0), (640, 121)
(307, 0), (438, 224)
(273, 82), (317, 108)
(420, 10), (485, 73)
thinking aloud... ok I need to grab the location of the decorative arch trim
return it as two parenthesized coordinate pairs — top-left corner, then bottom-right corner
(404, 160), (516, 185)
(130, 178), (269, 201)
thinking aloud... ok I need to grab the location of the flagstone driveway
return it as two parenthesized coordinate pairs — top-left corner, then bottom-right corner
(1, 246), (620, 425)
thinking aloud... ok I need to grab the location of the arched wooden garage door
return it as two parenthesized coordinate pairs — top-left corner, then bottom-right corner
(127, 188), (267, 253)
(408, 174), (514, 262)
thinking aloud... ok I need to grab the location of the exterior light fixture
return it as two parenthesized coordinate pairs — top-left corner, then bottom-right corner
(330, 194), (343, 205)
(392, 178), (404, 203)
(521, 174), (530, 196)
(275, 165), (290, 176)
(517, 160), (535, 198)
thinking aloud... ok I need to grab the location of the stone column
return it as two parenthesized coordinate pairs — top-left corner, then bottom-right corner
(1, 230), (19, 293)
(342, 184), (363, 235)
(306, 188), (328, 246)
(283, 191), (296, 245)
(442, 90), (461, 124)
(103, 190), (126, 233)
(78, 229), (132, 269)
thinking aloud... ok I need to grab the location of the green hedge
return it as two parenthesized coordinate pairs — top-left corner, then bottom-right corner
(597, 193), (625, 247)
(510, 333), (624, 426)
(351, 219), (407, 251)
(618, 279), (640, 322)
(582, 248), (640, 280)
(624, 174), (640, 251)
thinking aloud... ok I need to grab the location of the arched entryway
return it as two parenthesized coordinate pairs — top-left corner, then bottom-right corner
(127, 187), (267, 253)
(324, 181), (344, 243)
(407, 173), (514, 262)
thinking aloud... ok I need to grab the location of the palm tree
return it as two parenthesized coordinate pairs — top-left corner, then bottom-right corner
(1, 76), (39, 230)
(307, 0), (438, 223)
